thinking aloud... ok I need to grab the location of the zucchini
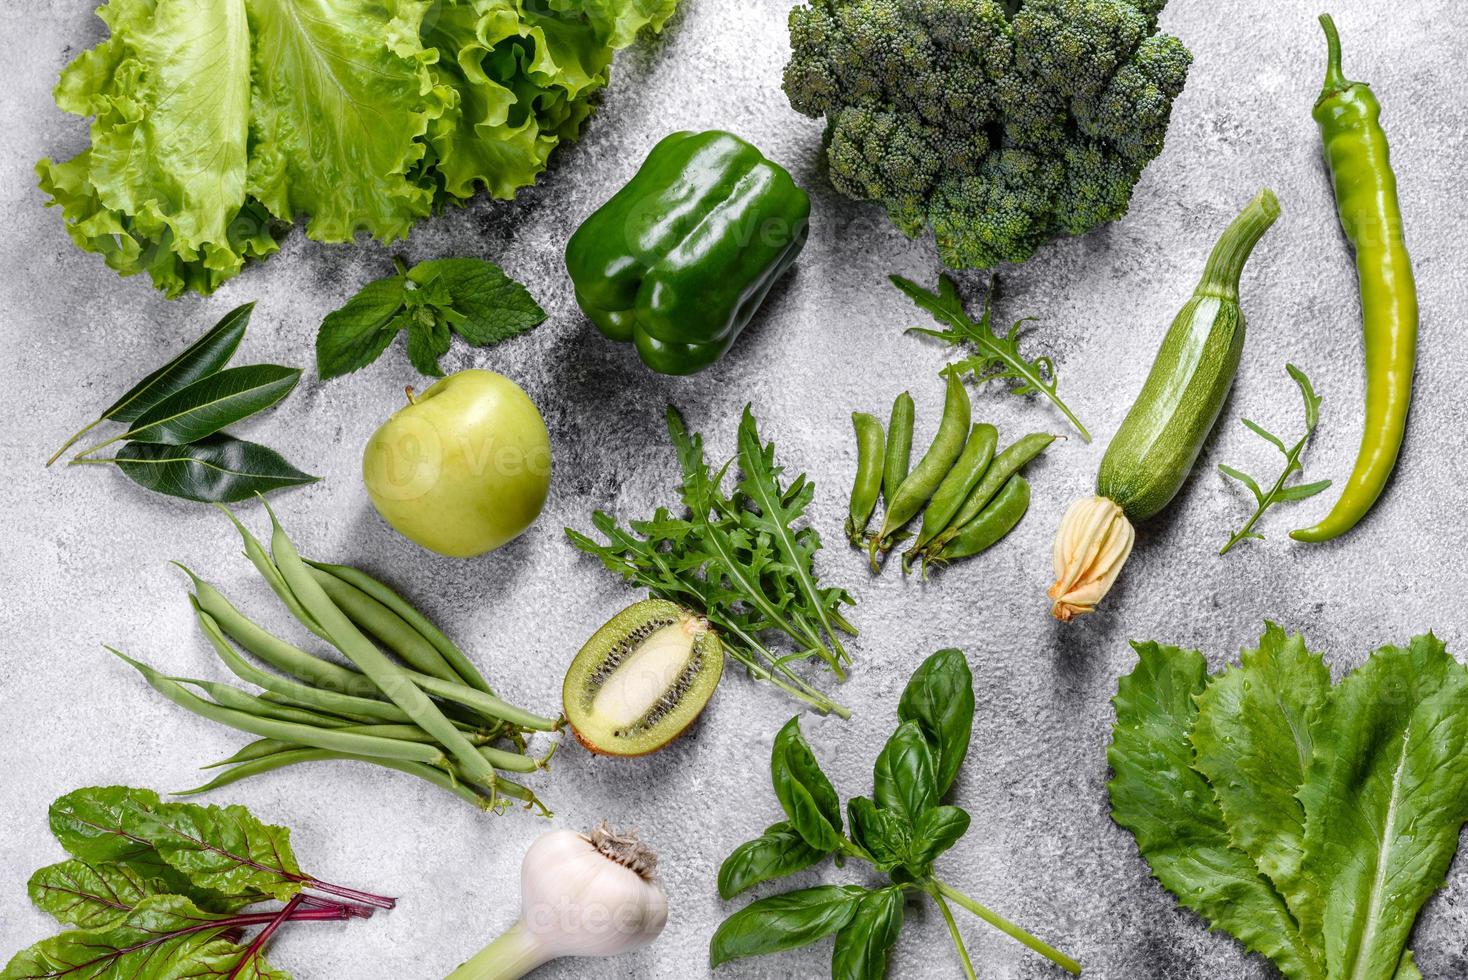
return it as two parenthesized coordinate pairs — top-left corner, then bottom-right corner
(1050, 189), (1279, 621)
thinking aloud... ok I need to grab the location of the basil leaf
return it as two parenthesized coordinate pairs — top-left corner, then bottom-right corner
(103, 304), (253, 423)
(409, 257), (545, 346)
(124, 364), (301, 445)
(717, 822), (829, 900)
(315, 277), (406, 379)
(831, 886), (905, 980)
(115, 435), (318, 502)
(846, 797), (910, 872)
(908, 805), (971, 869)
(771, 717), (843, 850)
(709, 885), (867, 969)
(873, 720), (937, 823)
(897, 648), (974, 797)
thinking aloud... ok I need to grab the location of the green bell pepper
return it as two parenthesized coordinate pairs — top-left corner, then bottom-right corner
(565, 130), (811, 374)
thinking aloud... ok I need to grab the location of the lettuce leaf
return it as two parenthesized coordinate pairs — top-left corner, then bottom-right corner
(39, 0), (678, 296)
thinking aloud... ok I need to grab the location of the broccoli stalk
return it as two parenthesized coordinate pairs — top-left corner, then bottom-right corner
(784, 0), (1192, 269)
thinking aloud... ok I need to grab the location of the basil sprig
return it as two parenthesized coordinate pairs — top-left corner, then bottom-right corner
(48, 305), (315, 503)
(711, 649), (1082, 980)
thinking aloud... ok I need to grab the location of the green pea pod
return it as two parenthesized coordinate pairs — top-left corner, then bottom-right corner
(932, 475), (1031, 566)
(873, 373), (971, 558)
(845, 412), (885, 546)
(905, 423), (998, 568)
(883, 392), (915, 505)
(927, 433), (1055, 556)
(1291, 14), (1417, 543)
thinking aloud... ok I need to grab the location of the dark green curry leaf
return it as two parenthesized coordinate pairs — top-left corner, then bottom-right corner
(708, 885), (867, 969)
(897, 648), (974, 797)
(717, 823), (829, 900)
(115, 435), (317, 503)
(122, 365), (300, 445)
(831, 886), (905, 980)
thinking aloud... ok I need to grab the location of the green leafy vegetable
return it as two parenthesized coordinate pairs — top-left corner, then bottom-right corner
(567, 406), (856, 717)
(315, 258), (545, 379)
(712, 650), (1080, 979)
(5, 786), (393, 980)
(40, 0), (680, 296)
(1109, 625), (1468, 980)
(895, 274), (1090, 441)
(50, 305), (314, 502)
(1219, 364), (1332, 554)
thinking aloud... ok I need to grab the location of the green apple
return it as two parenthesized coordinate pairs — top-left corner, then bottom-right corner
(362, 369), (551, 557)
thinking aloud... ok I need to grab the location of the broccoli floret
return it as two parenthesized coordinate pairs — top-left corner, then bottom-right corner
(783, 0), (1191, 268)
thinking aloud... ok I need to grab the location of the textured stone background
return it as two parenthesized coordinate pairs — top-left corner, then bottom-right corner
(2, 1), (1466, 978)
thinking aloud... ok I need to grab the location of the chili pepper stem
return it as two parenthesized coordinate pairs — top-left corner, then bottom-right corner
(926, 885), (978, 980)
(1317, 14), (1349, 97)
(931, 879), (1082, 975)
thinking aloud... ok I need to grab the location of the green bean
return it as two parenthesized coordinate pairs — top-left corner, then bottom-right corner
(194, 604), (414, 724)
(254, 690), (495, 736)
(185, 567), (369, 695)
(305, 560), (495, 698)
(263, 505), (499, 790)
(882, 392), (915, 506)
(907, 423), (997, 567)
(110, 649), (448, 767)
(172, 678), (355, 729)
(932, 475), (1031, 565)
(204, 728), (537, 773)
(405, 669), (560, 732)
(174, 749), (491, 811)
(306, 568), (459, 683)
(874, 372), (972, 555)
(845, 412), (886, 546)
(928, 432), (1055, 557)
(214, 505), (329, 642)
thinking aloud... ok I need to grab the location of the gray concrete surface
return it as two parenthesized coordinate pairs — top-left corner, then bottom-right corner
(3, 1), (1466, 977)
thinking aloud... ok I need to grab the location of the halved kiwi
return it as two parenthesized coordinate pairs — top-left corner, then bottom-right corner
(563, 599), (723, 756)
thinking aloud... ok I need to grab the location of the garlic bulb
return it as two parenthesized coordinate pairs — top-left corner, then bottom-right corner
(1048, 495), (1135, 621)
(447, 824), (667, 980)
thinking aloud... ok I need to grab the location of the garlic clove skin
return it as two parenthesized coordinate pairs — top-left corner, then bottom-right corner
(1048, 495), (1135, 622)
(519, 828), (668, 958)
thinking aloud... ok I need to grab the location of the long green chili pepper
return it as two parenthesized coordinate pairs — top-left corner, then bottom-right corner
(1291, 13), (1418, 543)
(932, 475), (1031, 567)
(927, 433), (1055, 557)
(846, 412), (886, 546)
(883, 392), (915, 505)
(873, 372), (972, 561)
(906, 423), (998, 567)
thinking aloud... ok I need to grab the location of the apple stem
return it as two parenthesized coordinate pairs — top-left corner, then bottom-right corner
(405, 386), (418, 406)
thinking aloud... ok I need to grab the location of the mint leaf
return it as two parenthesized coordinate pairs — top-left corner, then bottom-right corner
(410, 258), (546, 345)
(405, 308), (452, 377)
(315, 276), (406, 379)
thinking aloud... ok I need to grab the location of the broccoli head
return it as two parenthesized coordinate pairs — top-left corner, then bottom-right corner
(784, 0), (1191, 268)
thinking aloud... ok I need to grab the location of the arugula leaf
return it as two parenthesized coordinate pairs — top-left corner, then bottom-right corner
(1191, 624), (1329, 913)
(0, 894), (289, 980)
(314, 258), (545, 378)
(708, 885), (868, 969)
(831, 886), (905, 980)
(566, 405), (853, 716)
(1218, 364), (1330, 554)
(897, 648), (973, 797)
(873, 721), (937, 824)
(1295, 634), (1468, 978)
(772, 718), (844, 851)
(894, 273), (1090, 442)
(1108, 642), (1323, 980)
(119, 365), (301, 446)
(717, 823), (829, 900)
